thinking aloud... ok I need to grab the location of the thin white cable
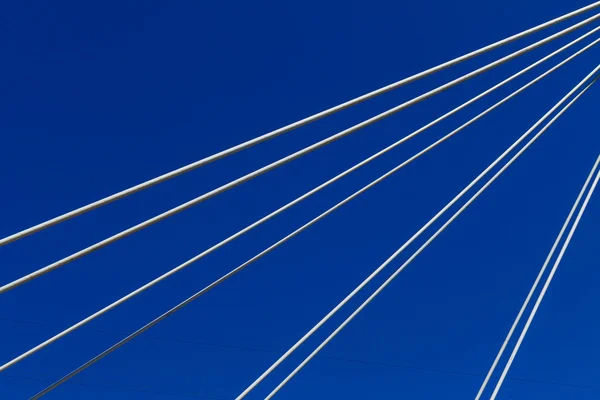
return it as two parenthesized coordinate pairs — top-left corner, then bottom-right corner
(474, 156), (600, 399)
(265, 74), (599, 400)
(490, 157), (600, 399)
(29, 34), (600, 400)
(3, 14), (599, 295)
(237, 63), (600, 400)
(2, 2), (600, 247)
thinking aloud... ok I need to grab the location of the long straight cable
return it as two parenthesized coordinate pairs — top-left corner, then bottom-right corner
(489, 158), (600, 399)
(474, 157), (600, 399)
(235, 67), (600, 399)
(3, 15), (599, 296)
(27, 35), (600, 400)
(2, 2), (600, 247)
(265, 75), (599, 400)
(5, 32), (599, 381)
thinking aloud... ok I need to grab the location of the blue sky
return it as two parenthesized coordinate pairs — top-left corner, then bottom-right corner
(1, 1), (599, 399)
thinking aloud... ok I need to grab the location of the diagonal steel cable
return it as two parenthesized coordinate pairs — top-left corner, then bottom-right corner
(24, 31), (600, 400)
(2, 2), (600, 246)
(244, 70), (600, 399)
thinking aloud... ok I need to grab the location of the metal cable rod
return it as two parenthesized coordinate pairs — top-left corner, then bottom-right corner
(474, 157), (600, 399)
(490, 156), (600, 399)
(3, 13), (599, 295)
(26, 31), (600, 399)
(265, 73), (599, 400)
(2, 1), (600, 247)
(238, 66), (600, 399)
(5, 24), (596, 380)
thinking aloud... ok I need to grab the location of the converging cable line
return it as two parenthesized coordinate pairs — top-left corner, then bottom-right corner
(2, 13), (599, 295)
(489, 157), (600, 399)
(26, 30), (600, 399)
(2, 1), (599, 247)
(4, 25), (599, 381)
(238, 68), (600, 399)
(263, 73), (600, 400)
(474, 157), (600, 399)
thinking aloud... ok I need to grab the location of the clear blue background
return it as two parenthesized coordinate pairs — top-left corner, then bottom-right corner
(1, 1), (599, 399)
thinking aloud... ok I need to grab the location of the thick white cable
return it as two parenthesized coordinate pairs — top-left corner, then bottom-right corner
(2, 2), (600, 247)
(265, 74), (599, 400)
(474, 156), (600, 399)
(490, 158), (600, 399)
(237, 67), (600, 399)
(29, 34), (600, 400)
(3, 14), (599, 296)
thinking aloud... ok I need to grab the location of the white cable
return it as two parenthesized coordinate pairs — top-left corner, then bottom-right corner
(3, 14), (599, 296)
(265, 73), (599, 400)
(474, 157), (600, 399)
(489, 157), (600, 399)
(2, 2), (600, 247)
(28, 33), (600, 400)
(241, 69), (600, 399)
(5, 28), (599, 381)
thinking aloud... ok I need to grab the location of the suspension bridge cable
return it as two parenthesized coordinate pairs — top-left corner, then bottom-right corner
(264, 74), (599, 400)
(474, 158), (600, 399)
(237, 67), (600, 399)
(26, 34), (600, 400)
(5, 27), (597, 382)
(489, 156), (600, 399)
(2, 2), (600, 247)
(3, 14), (599, 296)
